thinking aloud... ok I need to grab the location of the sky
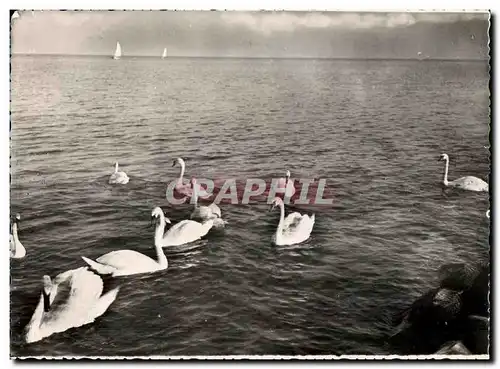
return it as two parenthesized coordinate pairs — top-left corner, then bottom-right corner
(10, 11), (490, 59)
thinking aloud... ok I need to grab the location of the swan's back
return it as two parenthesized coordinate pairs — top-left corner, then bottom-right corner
(109, 171), (129, 184)
(25, 267), (119, 343)
(38, 268), (104, 331)
(191, 205), (214, 220)
(283, 212), (303, 232)
(10, 228), (26, 258)
(297, 214), (315, 236)
(277, 213), (315, 245)
(208, 203), (222, 218)
(96, 250), (157, 269)
(163, 219), (213, 245)
(450, 176), (488, 191)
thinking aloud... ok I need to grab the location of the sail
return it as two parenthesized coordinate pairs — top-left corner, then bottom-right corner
(162, 47), (167, 59)
(113, 42), (122, 60)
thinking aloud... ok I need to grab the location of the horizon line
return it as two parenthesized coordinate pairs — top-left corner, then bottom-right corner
(10, 53), (489, 62)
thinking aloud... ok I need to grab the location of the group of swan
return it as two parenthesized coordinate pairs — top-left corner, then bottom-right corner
(20, 205), (208, 344)
(81, 205), (215, 279)
(12, 152), (489, 344)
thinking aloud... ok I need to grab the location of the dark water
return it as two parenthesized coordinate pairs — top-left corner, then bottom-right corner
(10, 56), (490, 357)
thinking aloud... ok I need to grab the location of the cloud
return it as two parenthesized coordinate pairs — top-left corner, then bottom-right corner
(220, 11), (488, 35)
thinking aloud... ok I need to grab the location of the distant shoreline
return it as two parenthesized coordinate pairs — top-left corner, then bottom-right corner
(9, 54), (488, 62)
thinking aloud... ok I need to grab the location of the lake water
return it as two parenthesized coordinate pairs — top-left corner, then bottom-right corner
(10, 55), (490, 357)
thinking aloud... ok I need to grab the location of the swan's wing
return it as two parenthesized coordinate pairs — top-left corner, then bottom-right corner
(451, 176), (488, 189)
(42, 268), (103, 327)
(109, 171), (129, 184)
(165, 220), (203, 238)
(191, 206), (213, 220)
(283, 212), (303, 232)
(96, 250), (155, 269)
(294, 214), (315, 236)
(208, 204), (221, 218)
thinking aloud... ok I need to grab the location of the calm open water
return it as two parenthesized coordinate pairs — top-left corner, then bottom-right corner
(10, 56), (490, 357)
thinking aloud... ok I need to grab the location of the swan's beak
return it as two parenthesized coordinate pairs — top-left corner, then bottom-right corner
(149, 216), (156, 228)
(172, 160), (177, 167)
(269, 203), (276, 212)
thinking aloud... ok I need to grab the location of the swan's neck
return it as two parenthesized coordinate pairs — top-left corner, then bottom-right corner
(443, 158), (449, 185)
(153, 215), (168, 267)
(177, 162), (185, 185)
(192, 182), (199, 207)
(154, 241), (168, 268)
(154, 214), (167, 244)
(276, 202), (285, 235)
(12, 223), (19, 242)
(115, 163), (119, 173)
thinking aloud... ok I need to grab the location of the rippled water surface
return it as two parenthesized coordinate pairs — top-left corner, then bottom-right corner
(10, 56), (490, 357)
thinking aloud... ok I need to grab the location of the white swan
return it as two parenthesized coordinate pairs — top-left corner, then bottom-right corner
(276, 170), (296, 198)
(190, 178), (227, 228)
(24, 267), (120, 343)
(154, 206), (214, 247)
(109, 162), (129, 185)
(171, 158), (209, 198)
(81, 208), (169, 277)
(270, 197), (315, 246)
(438, 154), (488, 192)
(10, 213), (26, 259)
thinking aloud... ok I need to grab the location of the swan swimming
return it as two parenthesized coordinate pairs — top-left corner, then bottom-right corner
(24, 267), (120, 343)
(154, 206), (214, 247)
(109, 162), (129, 185)
(276, 170), (296, 198)
(438, 154), (488, 192)
(81, 208), (169, 277)
(10, 213), (26, 259)
(270, 197), (315, 246)
(171, 158), (209, 199)
(190, 178), (227, 228)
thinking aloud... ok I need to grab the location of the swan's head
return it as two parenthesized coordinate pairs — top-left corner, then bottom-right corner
(42, 275), (52, 295)
(172, 157), (185, 168)
(42, 275), (52, 312)
(486, 210), (490, 219)
(14, 213), (20, 222)
(151, 207), (171, 225)
(269, 197), (284, 211)
(438, 154), (449, 162)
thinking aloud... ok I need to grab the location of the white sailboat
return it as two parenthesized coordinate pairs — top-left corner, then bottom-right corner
(113, 42), (122, 60)
(162, 47), (167, 59)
